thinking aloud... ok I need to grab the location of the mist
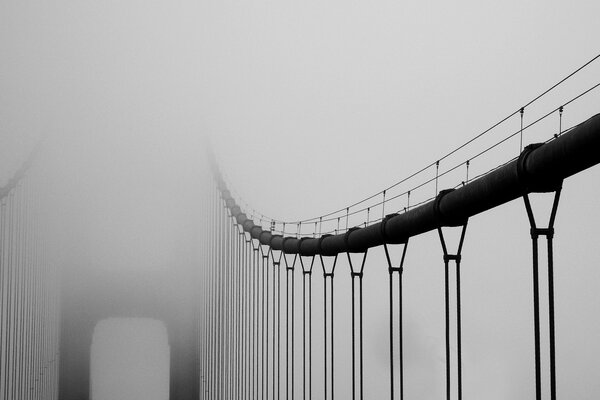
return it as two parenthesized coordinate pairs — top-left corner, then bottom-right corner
(1, 0), (600, 398)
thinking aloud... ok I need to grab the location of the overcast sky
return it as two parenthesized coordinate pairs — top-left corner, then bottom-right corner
(1, 0), (600, 399)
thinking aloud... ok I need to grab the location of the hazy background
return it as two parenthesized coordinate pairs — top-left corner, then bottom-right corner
(1, 0), (600, 398)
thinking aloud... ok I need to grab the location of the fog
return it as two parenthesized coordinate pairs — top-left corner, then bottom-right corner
(1, 0), (600, 398)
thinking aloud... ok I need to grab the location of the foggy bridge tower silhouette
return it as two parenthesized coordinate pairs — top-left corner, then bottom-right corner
(58, 266), (200, 400)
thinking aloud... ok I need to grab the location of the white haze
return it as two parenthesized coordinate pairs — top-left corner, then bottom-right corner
(1, 0), (600, 398)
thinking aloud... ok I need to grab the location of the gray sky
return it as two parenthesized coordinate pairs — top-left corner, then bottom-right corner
(1, 0), (600, 398)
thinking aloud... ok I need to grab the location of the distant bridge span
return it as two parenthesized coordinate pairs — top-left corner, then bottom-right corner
(0, 112), (600, 400)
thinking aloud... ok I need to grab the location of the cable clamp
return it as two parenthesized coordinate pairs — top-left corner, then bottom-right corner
(351, 271), (363, 278)
(531, 227), (554, 239)
(517, 143), (563, 193)
(323, 272), (334, 278)
(444, 254), (461, 263)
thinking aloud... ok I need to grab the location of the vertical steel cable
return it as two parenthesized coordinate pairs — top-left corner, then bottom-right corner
(273, 256), (277, 400)
(4, 192), (15, 400)
(224, 213), (229, 399)
(34, 184), (42, 400)
(347, 251), (368, 400)
(320, 255), (337, 400)
(558, 106), (563, 136)
(300, 255), (314, 400)
(263, 249), (270, 400)
(30, 190), (38, 400)
(275, 256), (281, 400)
(443, 256), (451, 400)
(547, 223), (557, 400)
(247, 237), (253, 400)
(438, 224), (467, 400)
(227, 211), (232, 399)
(244, 235), (252, 400)
(220, 203), (226, 398)
(285, 254), (296, 400)
(20, 178), (31, 400)
(397, 261), (403, 400)
(241, 234), (247, 400)
(524, 189), (561, 400)
(269, 251), (282, 400)
(252, 240), (257, 400)
(226, 213), (232, 399)
(240, 233), (245, 400)
(216, 201), (222, 399)
(22, 178), (32, 400)
(202, 187), (210, 400)
(239, 227), (244, 399)
(0, 198), (6, 400)
(26, 178), (34, 400)
(383, 242), (408, 400)
(211, 189), (219, 399)
(207, 190), (214, 399)
(207, 189), (213, 399)
(254, 244), (260, 400)
(13, 185), (24, 400)
(237, 227), (244, 400)
(520, 107), (525, 153)
(205, 187), (212, 399)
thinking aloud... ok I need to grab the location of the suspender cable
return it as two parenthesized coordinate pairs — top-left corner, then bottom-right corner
(437, 223), (468, 400)
(243, 233), (250, 399)
(238, 227), (245, 400)
(277, 255), (281, 400)
(241, 228), (246, 399)
(208, 186), (215, 399)
(347, 250), (368, 400)
(558, 106), (564, 137)
(13, 185), (23, 400)
(284, 253), (296, 400)
(0, 198), (6, 400)
(218, 202), (225, 398)
(5, 192), (15, 400)
(213, 202), (223, 399)
(21, 179), (31, 400)
(212, 191), (220, 399)
(261, 245), (270, 400)
(22, 180), (30, 400)
(208, 191), (214, 399)
(383, 240), (409, 400)
(17, 183), (26, 399)
(270, 249), (283, 400)
(523, 187), (562, 400)
(300, 255), (314, 400)
(253, 240), (260, 400)
(520, 107), (525, 153)
(224, 210), (229, 398)
(244, 234), (252, 400)
(236, 221), (242, 399)
(320, 255), (338, 400)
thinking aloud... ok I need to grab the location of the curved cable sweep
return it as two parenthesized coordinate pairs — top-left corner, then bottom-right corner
(222, 52), (600, 228)
(211, 112), (600, 257)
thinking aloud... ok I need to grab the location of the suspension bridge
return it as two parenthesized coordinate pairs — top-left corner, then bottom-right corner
(1, 55), (600, 400)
